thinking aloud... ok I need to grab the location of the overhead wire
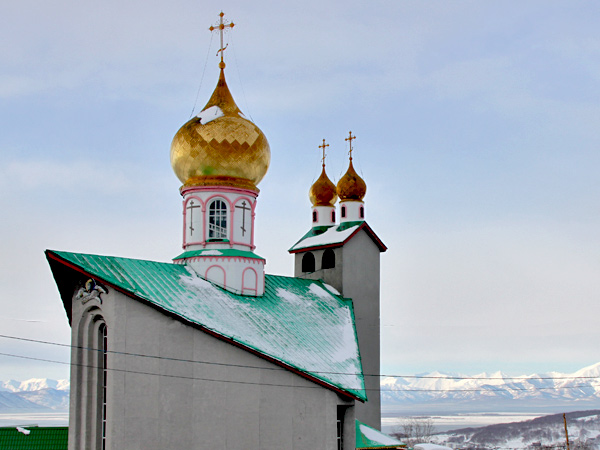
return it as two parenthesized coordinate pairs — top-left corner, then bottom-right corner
(1, 351), (598, 394)
(189, 32), (214, 119)
(1, 334), (599, 391)
(228, 31), (254, 122)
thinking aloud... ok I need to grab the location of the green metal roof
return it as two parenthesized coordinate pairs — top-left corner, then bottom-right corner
(0, 426), (68, 449)
(173, 248), (265, 261)
(289, 221), (387, 253)
(355, 421), (405, 449)
(46, 250), (366, 401)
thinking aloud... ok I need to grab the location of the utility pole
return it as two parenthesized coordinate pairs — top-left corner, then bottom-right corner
(563, 413), (571, 450)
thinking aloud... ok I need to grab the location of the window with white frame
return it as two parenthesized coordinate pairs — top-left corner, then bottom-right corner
(208, 199), (228, 239)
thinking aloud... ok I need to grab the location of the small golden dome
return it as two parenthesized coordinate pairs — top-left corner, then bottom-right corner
(337, 159), (366, 201)
(170, 69), (271, 191)
(309, 167), (338, 207)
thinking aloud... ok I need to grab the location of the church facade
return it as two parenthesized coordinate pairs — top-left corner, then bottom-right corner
(47, 13), (387, 450)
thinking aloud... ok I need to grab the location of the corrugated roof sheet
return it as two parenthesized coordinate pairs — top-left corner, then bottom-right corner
(0, 426), (68, 449)
(355, 421), (406, 449)
(46, 250), (366, 401)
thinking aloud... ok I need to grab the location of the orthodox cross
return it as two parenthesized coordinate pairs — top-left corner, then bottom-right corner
(209, 11), (235, 66)
(318, 139), (329, 168)
(235, 200), (250, 236)
(186, 200), (201, 235)
(345, 131), (356, 160)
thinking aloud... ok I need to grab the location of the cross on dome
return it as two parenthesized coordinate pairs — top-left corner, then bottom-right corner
(209, 11), (235, 68)
(318, 139), (329, 168)
(345, 131), (356, 160)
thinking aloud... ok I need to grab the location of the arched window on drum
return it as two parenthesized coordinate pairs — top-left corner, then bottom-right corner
(208, 199), (228, 240)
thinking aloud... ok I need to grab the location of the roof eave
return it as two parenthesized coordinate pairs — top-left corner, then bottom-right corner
(289, 222), (387, 254)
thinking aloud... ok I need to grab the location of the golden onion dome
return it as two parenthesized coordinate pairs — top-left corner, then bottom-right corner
(309, 166), (338, 207)
(170, 68), (271, 191)
(337, 159), (367, 201)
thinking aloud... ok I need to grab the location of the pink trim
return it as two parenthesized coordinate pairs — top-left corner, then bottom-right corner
(242, 267), (258, 294)
(180, 185), (259, 198)
(231, 196), (255, 248)
(181, 256), (265, 264)
(205, 265), (226, 287)
(181, 199), (186, 249)
(312, 209), (319, 223)
(183, 195), (205, 248)
(204, 195), (233, 243)
(230, 240), (253, 248)
(251, 211), (256, 250)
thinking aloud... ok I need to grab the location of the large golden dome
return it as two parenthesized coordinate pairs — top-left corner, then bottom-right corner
(337, 159), (366, 201)
(170, 68), (270, 191)
(309, 167), (338, 207)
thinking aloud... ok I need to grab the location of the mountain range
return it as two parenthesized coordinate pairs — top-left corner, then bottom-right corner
(0, 378), (70, 412)
(382, 362), (600, 413)
(2, 362), (600, 413)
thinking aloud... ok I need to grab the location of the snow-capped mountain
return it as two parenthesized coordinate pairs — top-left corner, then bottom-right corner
(0, 378), (70, 393)
(3, 363), (600, 414)
(0, 379), (70, 412)
(382, 362), (600, 413)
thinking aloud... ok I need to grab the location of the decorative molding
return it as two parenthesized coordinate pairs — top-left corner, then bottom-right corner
(75, 279), (108, 305)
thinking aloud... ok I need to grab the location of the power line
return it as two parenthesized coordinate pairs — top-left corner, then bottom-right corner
(2, 333), (599, 381)
(1, 334), (599, 392)
(1, 351), (598, 394)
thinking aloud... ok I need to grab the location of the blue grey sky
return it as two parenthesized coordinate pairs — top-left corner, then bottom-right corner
(1, 0), (599, 380)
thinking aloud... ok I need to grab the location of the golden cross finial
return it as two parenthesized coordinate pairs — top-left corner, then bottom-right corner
(345, 131), (356, 160)
(318, 139), (329, 168)
(209, 11), (235, 68)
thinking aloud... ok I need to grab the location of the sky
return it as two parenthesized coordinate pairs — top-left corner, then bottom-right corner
(1, 0), (599, 381)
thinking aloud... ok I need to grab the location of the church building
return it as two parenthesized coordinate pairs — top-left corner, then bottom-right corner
(46, 12), (392, 450)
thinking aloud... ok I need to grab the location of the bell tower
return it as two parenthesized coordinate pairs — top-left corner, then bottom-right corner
(289, 133), (386, 429)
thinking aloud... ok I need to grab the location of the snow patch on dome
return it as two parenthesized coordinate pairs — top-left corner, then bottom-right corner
(197, 105), (224, 124)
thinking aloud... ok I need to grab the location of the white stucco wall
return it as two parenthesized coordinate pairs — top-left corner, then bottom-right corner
(68, 287), (355, 450)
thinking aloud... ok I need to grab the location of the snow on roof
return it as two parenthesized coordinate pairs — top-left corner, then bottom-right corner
(289, 221), (387, 253)
(289, 224), (360, 252)
(46, 250), (366, 400)
(356, 420), (406, 449)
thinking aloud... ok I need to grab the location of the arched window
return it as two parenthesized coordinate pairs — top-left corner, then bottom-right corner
(322, 248), (335, 269)
(99, 323), (108, 450)
(74, 310), (107, 449)
(331, 211), (336, 222)
(359, 206), (364, 219)
(312, 210), (317, 223)
(341, 205), (346, 218)
(302, 252), (315, 273)
(208, 199), (227, 239)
